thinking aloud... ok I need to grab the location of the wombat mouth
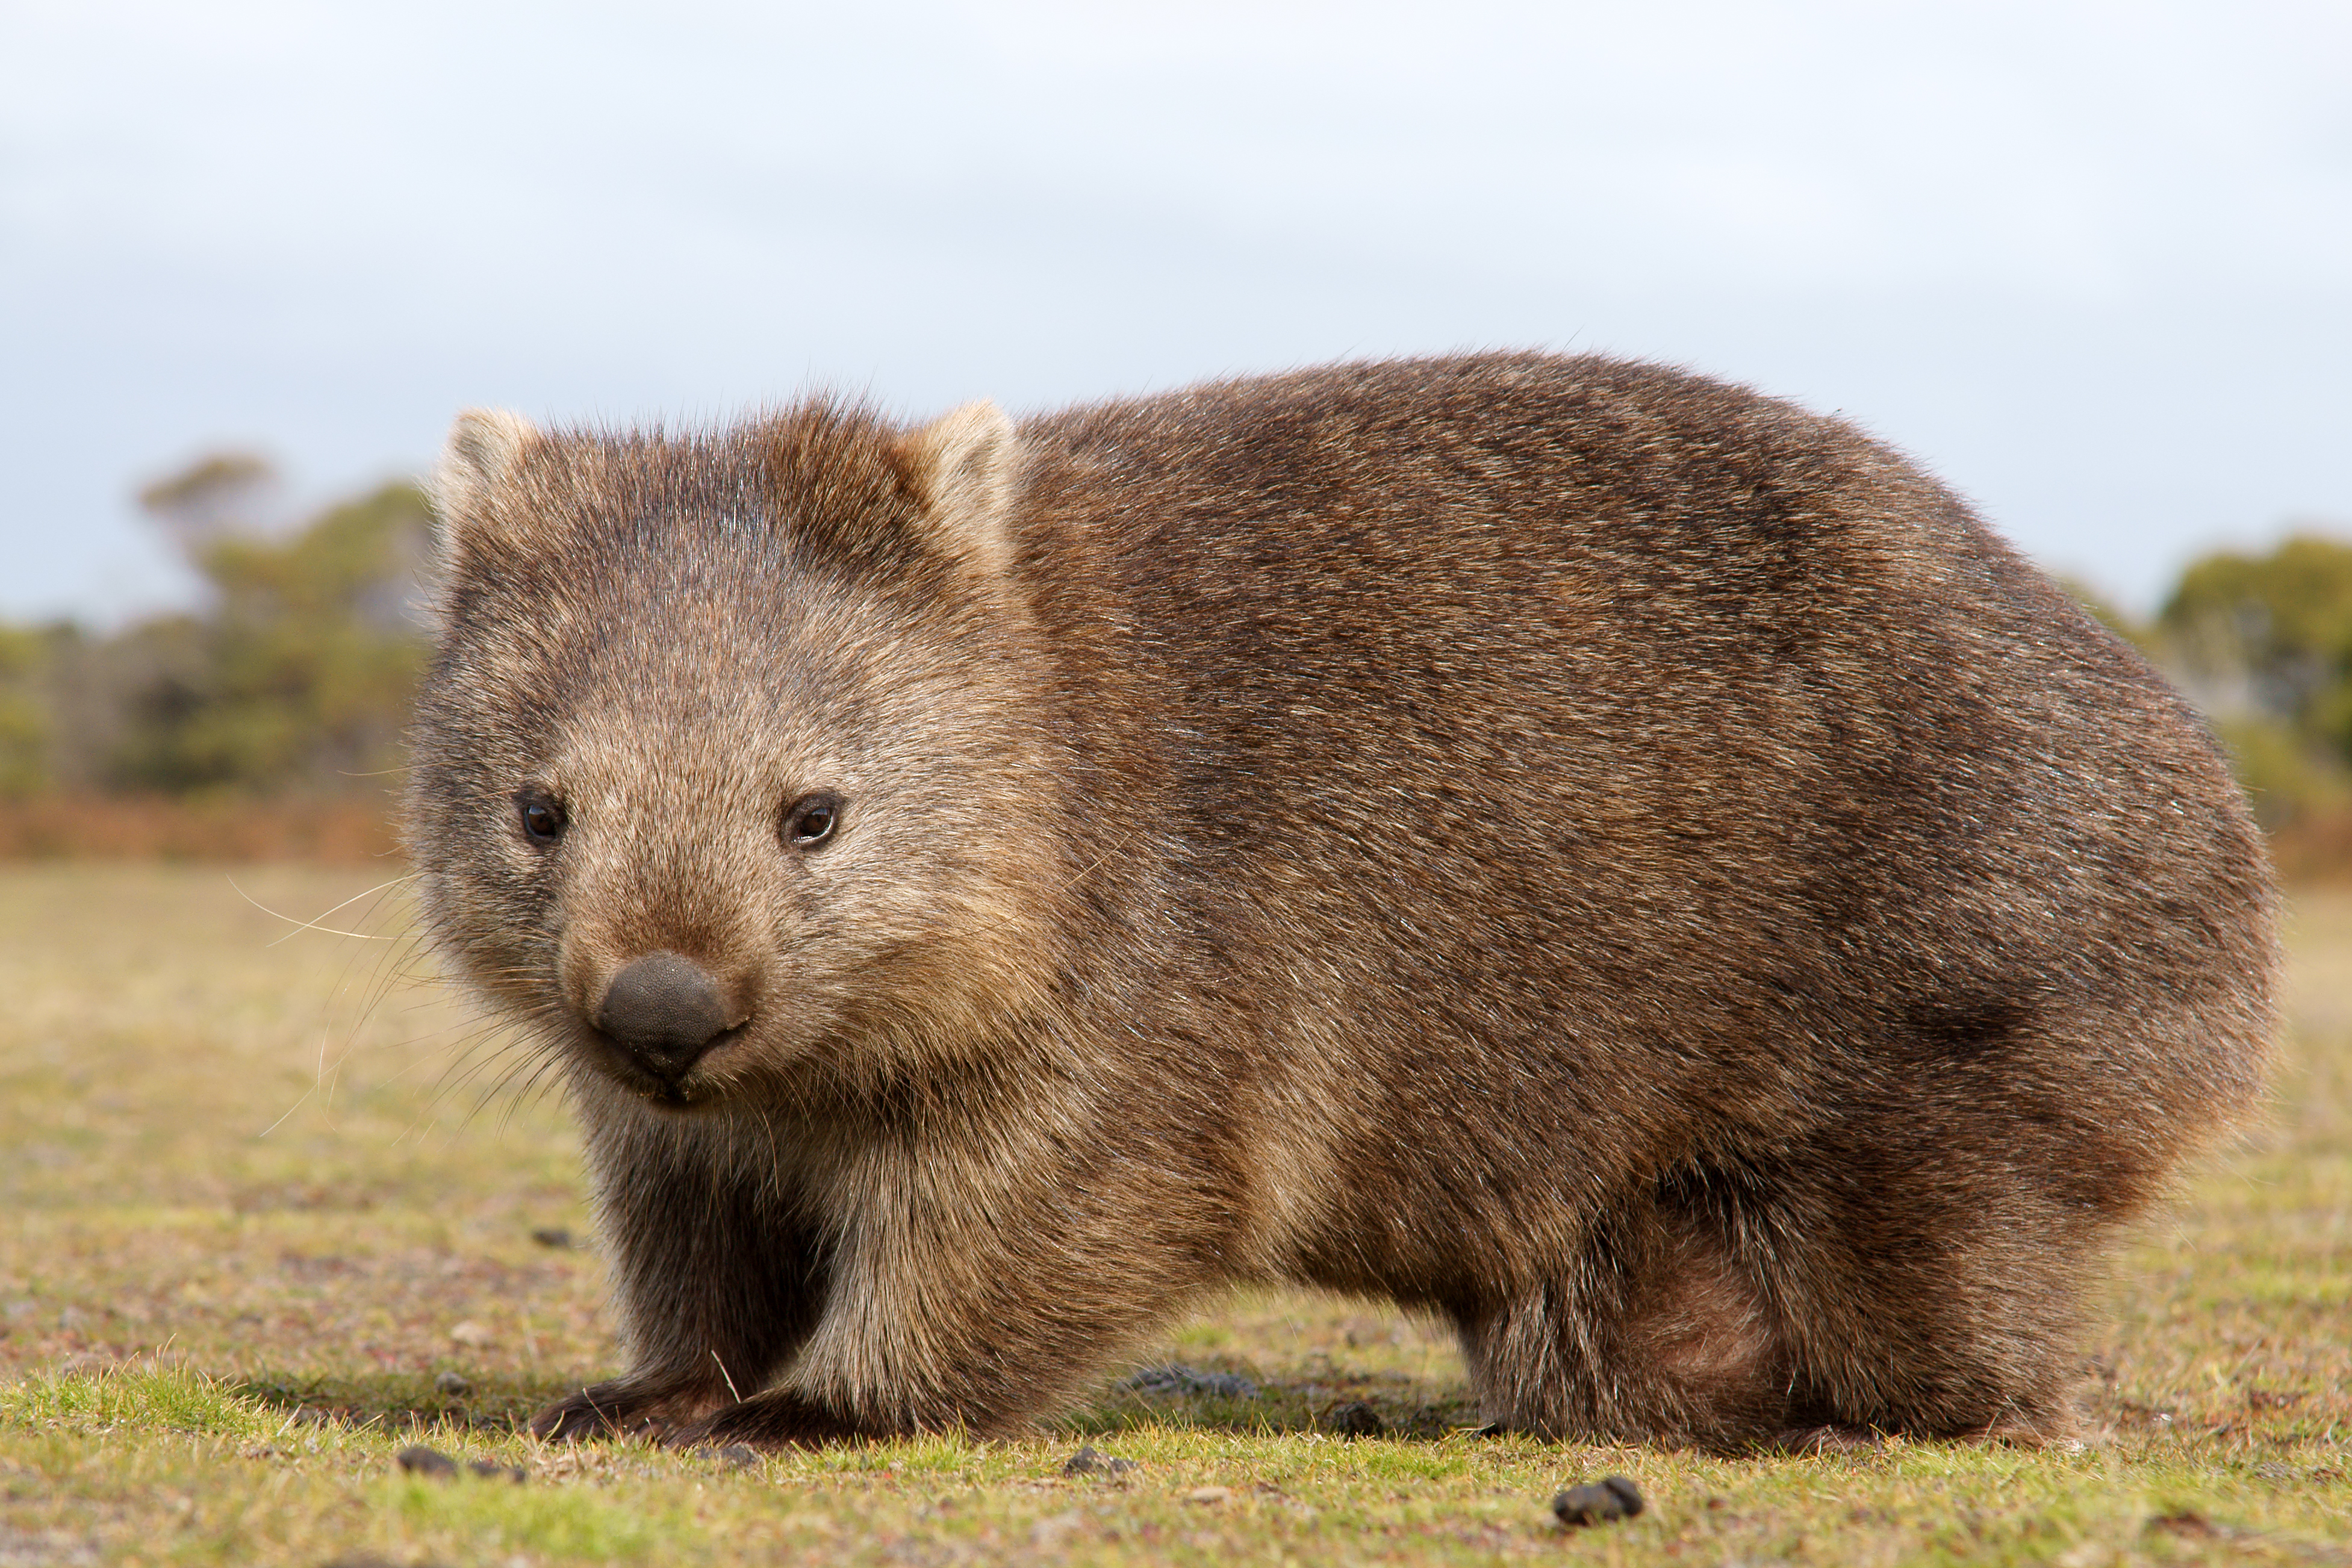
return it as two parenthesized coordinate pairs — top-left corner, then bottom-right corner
(579, 1023), (747, 1112)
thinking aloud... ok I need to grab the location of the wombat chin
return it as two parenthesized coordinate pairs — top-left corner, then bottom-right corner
(406, 352), (2276, 1451)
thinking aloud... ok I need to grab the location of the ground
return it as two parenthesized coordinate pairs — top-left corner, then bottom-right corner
(0, 863), (2344, 1566)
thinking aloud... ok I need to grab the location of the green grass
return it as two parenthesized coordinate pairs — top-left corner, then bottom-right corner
(1, 863), (2345, 1566)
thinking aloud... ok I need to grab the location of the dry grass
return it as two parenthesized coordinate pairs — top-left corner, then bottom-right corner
(2271, 811), (2352, 889)
(0, 796), (399, 864)
(0, 863), (2345, 1566)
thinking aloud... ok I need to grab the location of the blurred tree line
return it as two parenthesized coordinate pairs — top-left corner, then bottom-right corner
(2138, 534), (2352, 828)
(0, 450), (2349, 838)
(0, 453), (429, 801)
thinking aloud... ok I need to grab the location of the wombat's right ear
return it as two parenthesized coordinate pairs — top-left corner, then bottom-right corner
(428, 408), (537, 549)
(901, 400), (1021, 582)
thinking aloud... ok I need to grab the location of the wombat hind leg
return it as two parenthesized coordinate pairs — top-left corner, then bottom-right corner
(1769, 1422), (1887, 1455)
(1460, 1219), (1794, 1446)
(667, 1387), (870, 1450)
(1769, 1395), (2083, 1452)
(1965, 1397), (2085, 1448)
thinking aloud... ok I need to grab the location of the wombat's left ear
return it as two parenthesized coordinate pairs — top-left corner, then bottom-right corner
(902, 400), (1021, 581)
(429, 408), (537, 550)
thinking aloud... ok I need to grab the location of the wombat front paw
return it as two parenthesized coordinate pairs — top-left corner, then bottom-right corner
(529, 1380), (712, 1443)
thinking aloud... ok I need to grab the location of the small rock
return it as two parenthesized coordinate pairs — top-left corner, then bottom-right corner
(1183, 1484), (1233, 1505)
(1552, 1475), (1644, 1526)
(1118, 1364), (1258, 1399)
(1061, 1445), (1139, 1477)
(2147, 1510), (2220, 1539)
(529, 1227), (574, 1249)
(396, 1445), (459, 1479)
(433, 1370), (471, 1396)
(466, 1458), (526, 1483)
(715, 1445), (763, 1469)
(447, 1321), (494, 1349)
(1325, 1400), (1385, 1438)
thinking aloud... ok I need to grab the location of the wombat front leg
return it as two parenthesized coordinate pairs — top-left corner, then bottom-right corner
(664, 1280), (1113, 1451)
(532, 1136), (828, 1443)
(667, 1175), (1203, 1448)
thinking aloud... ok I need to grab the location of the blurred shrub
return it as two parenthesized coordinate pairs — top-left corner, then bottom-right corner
(108, 481), (431, 793)
(0, 626), (49, 798)
(15, 458), (431, 800)
(2156, 533), (2352, 827)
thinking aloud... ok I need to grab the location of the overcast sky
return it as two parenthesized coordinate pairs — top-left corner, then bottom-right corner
(4, 0), (2347, 622)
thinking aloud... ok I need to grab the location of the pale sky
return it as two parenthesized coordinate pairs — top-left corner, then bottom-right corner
(4, 0), (2347, 622)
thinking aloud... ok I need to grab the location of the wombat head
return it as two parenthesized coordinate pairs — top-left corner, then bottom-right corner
(405, 400), (1071, 1113)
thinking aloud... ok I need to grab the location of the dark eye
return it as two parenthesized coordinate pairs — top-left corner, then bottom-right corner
(783, 792), (840, 848)
(515, 791), (566, 842)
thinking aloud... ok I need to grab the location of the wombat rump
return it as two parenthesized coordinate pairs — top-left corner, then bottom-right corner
(406, 353), (2275, 1451)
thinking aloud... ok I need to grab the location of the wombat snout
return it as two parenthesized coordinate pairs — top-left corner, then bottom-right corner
(594, 951), (736, 1083)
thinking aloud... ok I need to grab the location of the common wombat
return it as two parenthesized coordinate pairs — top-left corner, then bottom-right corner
(406, 353), (2274, 1451)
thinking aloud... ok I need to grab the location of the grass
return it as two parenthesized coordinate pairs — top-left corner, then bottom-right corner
(0, 862), (2344, 1566)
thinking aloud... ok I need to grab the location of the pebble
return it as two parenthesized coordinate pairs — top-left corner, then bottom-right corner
(1552, 1475), (1644, 1526)
(716, 1445), (764, 1469)
(1183, 1485), (1233, 1505)
(395, 1445), (459, 1479)
(1324, 1401), (1386, 1437)
(446, 1321), (494, 1349)
(433, 1370), (471, 1396)
(529, 1227), (574, 1249)
(1118, 1364), (1258, 1399)
(396, 1444), (522, 1482)
(2148, 1510), (2226, 1540)
(1062, 1445), (1139, 1477)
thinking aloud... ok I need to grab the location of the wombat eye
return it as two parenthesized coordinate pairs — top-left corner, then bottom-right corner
(783, 792), (840, 848)
(515, 791), (567, 842)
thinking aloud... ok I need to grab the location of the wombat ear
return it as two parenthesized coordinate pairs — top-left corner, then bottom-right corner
(902, 400), (1021, 580)
(429, 408), (537, 544)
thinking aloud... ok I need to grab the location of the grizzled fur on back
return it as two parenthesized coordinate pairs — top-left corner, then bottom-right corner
(406, 352), (2276, 1452)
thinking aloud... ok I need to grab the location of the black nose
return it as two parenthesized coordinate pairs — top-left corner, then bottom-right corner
(596, 951), (732, 1082)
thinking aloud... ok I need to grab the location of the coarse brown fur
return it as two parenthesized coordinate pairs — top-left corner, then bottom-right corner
(403, 353), (2276, 1453)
